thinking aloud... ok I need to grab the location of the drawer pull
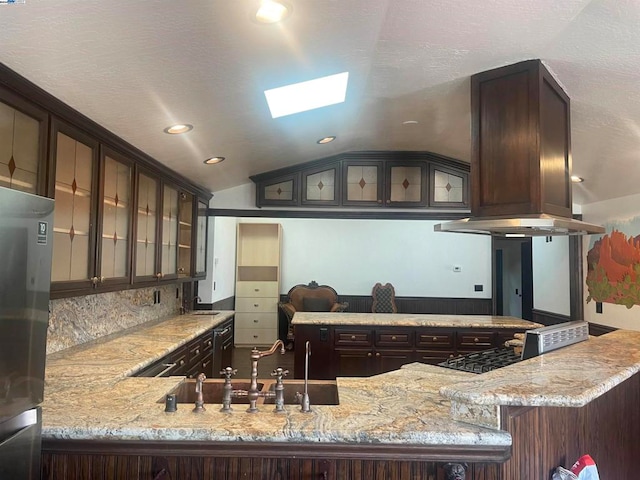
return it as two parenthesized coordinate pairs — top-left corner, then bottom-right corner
(474, 337), (479, 343)
(253, 335), (258, 339)
(367, 352), (372, 357)
(432, 336), (438, 342)
(179, 360), (185, 365)
(254, 319), (259, 323)
(391, 335), (397, 341)
(254, 303), (259, 307)
(350, 335), (356, 341)
(195, 349), (200, 355)
(375, 352), (381, 357)
(449, 354), (454, 358)
(254, 288), (260, 292)
(202, 362), (206, 368)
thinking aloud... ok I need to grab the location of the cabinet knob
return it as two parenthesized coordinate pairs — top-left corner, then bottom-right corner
(207, 340), (212, 347)
(432, 336), (438, 342)
(179, 360), (185, 365)
(254, 303), (259, 307)
(202, 362), (206, 368)
(350, 335), (356, 341)
(367, 352), (372, 357)
(99, 276), (105, 283)
(254, 319), (259, 323)
(449, 354), (454, 358)
(391, 335), (397, 341)
(474, 337), (479, 343)
(90, 276), (99, 286)
(254, 288), (260, 292)
(195, 349), (200, 355)
(377, 199), (382, 204)
(253, 335), (258, 339)
(376, 352), (380, 357)
(156, 272), (163, 279)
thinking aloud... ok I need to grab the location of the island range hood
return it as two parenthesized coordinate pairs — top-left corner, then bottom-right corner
(435, 60), (604, 237)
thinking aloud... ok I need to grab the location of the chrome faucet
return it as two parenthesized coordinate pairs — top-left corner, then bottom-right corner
(295, 341), (312, 413)
(246, 340), (285, 413)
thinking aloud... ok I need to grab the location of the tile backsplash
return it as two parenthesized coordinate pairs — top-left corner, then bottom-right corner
(47, 284), (181, 354)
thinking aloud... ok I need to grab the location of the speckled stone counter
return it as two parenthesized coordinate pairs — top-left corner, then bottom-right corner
(292, 312), (542, 329)
(440, 329), (640, 409)
(42, 312), (509, 447)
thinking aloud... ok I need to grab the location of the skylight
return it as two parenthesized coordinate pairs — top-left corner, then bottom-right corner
(264, 72), (349, 118)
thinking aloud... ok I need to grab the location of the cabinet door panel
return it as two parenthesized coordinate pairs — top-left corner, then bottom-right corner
(335, 348), (373, 377)
(134, 171), (160, 281)
(341, 160), (383, 207)
(235, 312), (277, 329)
(161, 184), (179, 277)
(302, 164), (340, 206)
(236, 281), (279, 298)
(194, 198), (208, 277)
(376, 349), (413, 374)
(386, 162), (427, 207)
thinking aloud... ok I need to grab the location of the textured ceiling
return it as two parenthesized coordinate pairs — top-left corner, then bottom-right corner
(0, 0), (638, 205)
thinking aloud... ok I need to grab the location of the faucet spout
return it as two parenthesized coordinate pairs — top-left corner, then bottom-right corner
(246, 340), (285, 413)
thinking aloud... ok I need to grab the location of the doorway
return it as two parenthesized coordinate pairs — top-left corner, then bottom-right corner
(493, 238), (533, 320)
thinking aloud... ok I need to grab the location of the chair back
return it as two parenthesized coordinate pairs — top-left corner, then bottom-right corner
(371, 282), (397, 313)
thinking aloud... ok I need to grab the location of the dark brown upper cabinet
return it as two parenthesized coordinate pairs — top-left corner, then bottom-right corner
(50, 123), (135, 294)
(385, 161), (428, 207)
(193, 197), (208, 279)
(0, 86), (49, 196)
(428, 163), (469, 208)
(471, 59), (572, 218)
(133, 167), (161, 284)
(342, 159), (384, 207)
(252, 151), (469, 210)
(301, 163), (341, 206)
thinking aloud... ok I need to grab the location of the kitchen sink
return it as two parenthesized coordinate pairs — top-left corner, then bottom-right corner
(161, 379), (259, 404)
(263, 380), (339, 406)
(159, 379), (339, 406)
(190, 311), (219, 315)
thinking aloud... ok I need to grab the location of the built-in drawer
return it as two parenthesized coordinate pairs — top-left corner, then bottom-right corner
(235, 297), (278, 313)
(457, 331), (494, 349)
(415, 349), (456, 365)
(334, 329), (373, 347)
(375, 329), (413, 347)
(235, 312), (277, 329)
(236, 281), (279, 298)
(416, 330), (455, 349)
(234, 327), (278, 346)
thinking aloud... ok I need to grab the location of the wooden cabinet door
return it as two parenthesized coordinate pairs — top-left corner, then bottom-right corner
(375, 349), (414, 374)
(177, 190), (193, 278)
(301, 163), (340, 206)
(429, 163), (469, 208)
(159, 183), (179, 280)
(335, 348), (374, 377)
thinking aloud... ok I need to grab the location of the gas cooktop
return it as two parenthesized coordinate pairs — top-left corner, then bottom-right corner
(438, 347), (521, 374)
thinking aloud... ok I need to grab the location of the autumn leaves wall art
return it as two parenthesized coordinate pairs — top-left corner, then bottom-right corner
(587, 229), (640, 309)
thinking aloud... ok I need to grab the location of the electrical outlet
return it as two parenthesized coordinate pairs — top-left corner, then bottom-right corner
(474, 284), (483, 292)
(596, 302), (603, 314)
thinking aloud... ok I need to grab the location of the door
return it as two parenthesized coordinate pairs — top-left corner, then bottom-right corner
(493, 237), (533, 320)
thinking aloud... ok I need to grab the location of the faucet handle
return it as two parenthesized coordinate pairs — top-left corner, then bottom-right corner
(271, 368), (289, 380)
(220, 367), (237, 380)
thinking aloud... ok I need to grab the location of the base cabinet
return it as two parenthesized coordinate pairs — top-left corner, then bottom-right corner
(295, 325), (527, 380)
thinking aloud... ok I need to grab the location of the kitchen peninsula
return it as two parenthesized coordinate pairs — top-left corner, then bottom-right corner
(40, 313), (640, 480)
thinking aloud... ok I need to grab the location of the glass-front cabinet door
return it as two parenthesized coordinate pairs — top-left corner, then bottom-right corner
(194, 198), (208, 278)
(342, 160), (383, 206)
(160, 183), (179, 280)
(50, 123), (99, 292)
(385, 162), (427, 207)
(429, 164), (469, 208)
(302, 164), (340, 206)
(0, 87), (48, 195)
(134, 170), (160, 282)
(97, 148), (133, 287)
(177, 191), (193, 278)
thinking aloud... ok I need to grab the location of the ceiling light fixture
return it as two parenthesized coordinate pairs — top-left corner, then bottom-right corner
(255, 0), (291, 24)
(317, 136), (336, 144)
(571, 175), (584, 183)
(164, 124), (193, 135)
(204, 156), (225, 165)
(264, 72), (349, 118)
(402, 120), (419, 125)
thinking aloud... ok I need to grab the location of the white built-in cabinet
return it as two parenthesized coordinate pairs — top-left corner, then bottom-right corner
(234, 223), (282, 346)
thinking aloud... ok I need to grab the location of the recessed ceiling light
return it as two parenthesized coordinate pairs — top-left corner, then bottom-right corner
(264, 72), (349, 118)
(571, 175), (584, 183)
(204, 157), (225, 165)
(317, 136), (336, 144)
(164, 124), (193, 135)
(402, 120), (419, 125)
(255, 0), (291, 24)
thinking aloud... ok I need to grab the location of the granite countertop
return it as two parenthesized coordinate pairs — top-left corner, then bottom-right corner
(292, 312), (542, 329)
(440, 329), (640, 409)
(42, 312), (510, 448)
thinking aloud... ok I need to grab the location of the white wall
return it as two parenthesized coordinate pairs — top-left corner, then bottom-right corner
(198, 216), (237, 303)
(532, 236), (570, 316)
(216, 217), (492, 297)
(582, 193), (640, 331)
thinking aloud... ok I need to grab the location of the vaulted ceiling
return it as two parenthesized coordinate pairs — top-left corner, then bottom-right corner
(1, 0), (638, 205)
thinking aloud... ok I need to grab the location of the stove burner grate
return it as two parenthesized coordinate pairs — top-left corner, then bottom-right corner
(438, 347), (521, 374)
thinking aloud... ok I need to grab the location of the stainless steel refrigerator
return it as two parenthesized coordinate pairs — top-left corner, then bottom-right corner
(0, 186), (54, 479)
